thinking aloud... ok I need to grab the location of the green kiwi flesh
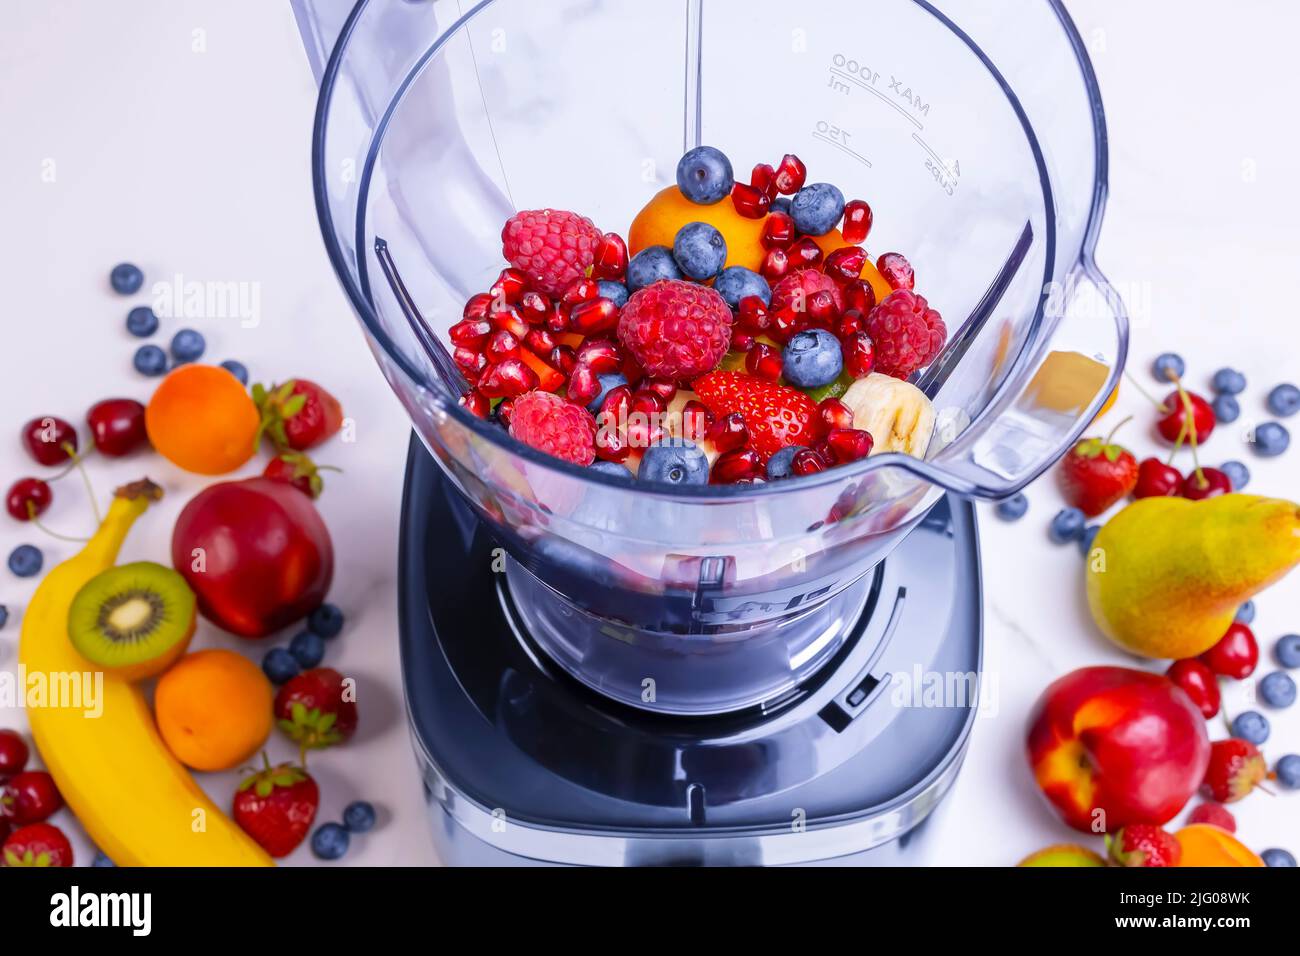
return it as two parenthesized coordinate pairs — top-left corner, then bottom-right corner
(68, 561), (197, 678)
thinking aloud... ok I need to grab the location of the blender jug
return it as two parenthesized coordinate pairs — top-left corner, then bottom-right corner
(301, 0), (1127, 714)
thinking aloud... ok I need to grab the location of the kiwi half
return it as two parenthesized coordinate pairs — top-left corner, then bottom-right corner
(68, 561), (197, 681)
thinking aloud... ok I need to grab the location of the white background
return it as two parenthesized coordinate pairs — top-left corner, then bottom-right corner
(1, 0), (1298, 867)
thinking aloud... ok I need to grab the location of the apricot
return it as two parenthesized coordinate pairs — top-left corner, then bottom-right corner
(146, 364), (260, 475)
(1174, 824), (1265, 867)
(629, 186), (767, 272)
(155, 649), (274, 772)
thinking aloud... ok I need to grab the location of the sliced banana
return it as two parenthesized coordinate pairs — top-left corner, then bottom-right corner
(841, 373), (937, 458)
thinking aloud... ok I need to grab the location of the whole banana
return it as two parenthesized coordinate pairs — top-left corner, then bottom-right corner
(841, 373), (936, 457)
(18, 480), (273, 867)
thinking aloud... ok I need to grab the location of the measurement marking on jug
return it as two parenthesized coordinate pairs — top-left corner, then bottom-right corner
(813, 121), (871, 167)
(827, 55), (924, 130)
(912, 132), (960, 196)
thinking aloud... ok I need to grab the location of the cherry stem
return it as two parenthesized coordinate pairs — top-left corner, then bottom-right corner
(1103, 415), (1133, 447)
(1175, 382), (1205, 484)
(46, 443), (95, 482)
(60, 444), (102, 524)
(1121, 369), (1168, 411)
(27, 507), (91, 543)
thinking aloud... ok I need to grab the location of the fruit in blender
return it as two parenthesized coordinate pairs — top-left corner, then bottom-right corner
(630, 187), (767, 272)
(692, 370), (822, 463)
(501, 208), (603, 296)
(839, 374), (935, 456)
(1086, 496), (1300, 659)
(171, 477), (334, 638)
(155, 649), (274, 772)
(676, 146), (735, 205)
(1026, 666), (1210, 831)
(618, 280), (732, 379)
(863, 291), (946, 379)
(672, 222), (728, 281)
(146, 364), (259, 473)
(509, 390), (597, 466)
(67, 561), (196, 680)
(789, 183), (845, 236)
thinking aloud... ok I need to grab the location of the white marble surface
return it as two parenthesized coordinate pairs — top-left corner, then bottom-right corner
(1, 0), (1298, 867)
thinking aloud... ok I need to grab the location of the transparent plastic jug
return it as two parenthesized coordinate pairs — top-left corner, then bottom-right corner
(300, 0), (1128, 714)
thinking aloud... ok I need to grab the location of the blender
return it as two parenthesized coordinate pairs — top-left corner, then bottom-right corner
(294, 0), (1127, 864)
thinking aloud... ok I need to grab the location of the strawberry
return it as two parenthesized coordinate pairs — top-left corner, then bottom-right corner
(3, 822), (73, 867)
(1106, 824), (1181, 867)
(232, 757), (319, 858)
(263, 451), (334, 499)
(254, 379), (344, 451)
(1201, 738), (1266, 803)
(274, 667), (358, 756)
(692, 370), (822, 463)
(1057, 422), (1138, 517)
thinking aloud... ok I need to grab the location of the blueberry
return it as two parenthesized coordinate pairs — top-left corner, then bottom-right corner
(91, 851), (115, 867)
(220, 360), (249, 385)
(626, 246), (682, 293)
(0, 605), (7, 629)
(1220, 460), (1250, 491)
(1211, 368), (1246, 394)
(343, 801), (377, 833)
(133, 344), (167, 377)
(1261, 848), (1296, 868)
(1235, 599), (1255, 624)
(770, 196), (793, 217)
(1276, 634), (1300, 668)
(1230, 710), (1269, 745)
(790, 183), (845, 236)
(595, 281), (629, 309)
(1259, 670), (1296, 708)
(1252, 421), (1290, 457)
(170, 328), (205, 363)
(639, 439), (710, 486)
(1211, 393), (1239, 424)
(588, 372), (628, 414)
(1151, 352), (1185, 383)
(311, 822), (351, 860)
(672, 222), (727, 281)
(1275, 754), (1300, 790)
(994, 493), (1029, 521)
(125, 306), (159, 338)
(1078, 524), (1102, 555)
(1267, 383), (1300, 418)
(1049, 507), (1086, 544)
(110, 262), (144, 295)
(714, 266), (771, 309)
(766, 446), (805, 480)
(8, 544), (42, 577)
(289, 630), (326, 669)
(308, 602), (345, 639)
(782, 329), (843, 389)
(588, 460), (630, 479)
(676, 146), (734, 205)
(261, 647), (300, 685)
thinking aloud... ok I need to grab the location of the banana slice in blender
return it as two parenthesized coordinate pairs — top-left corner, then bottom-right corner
(841, 373), (937, 458)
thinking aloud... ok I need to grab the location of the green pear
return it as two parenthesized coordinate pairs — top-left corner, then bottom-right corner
(1086, 494), (1300, 659)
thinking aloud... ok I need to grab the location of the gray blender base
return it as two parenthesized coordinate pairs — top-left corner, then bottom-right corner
(399, 435), (983, 866)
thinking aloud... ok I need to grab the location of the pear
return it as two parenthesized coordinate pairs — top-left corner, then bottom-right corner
(1086, 494), (1300, 659)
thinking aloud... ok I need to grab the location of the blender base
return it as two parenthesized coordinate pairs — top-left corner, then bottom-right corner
(399, 435), (983, 866)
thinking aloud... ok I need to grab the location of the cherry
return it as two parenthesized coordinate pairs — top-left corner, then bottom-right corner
(86, 399), (147, 457)
(1199, 622), (1259, 680)
(6, 478), (52, 521)
(818, 397), (854, 432)
(478, 359), (539, 399)
(489, 268), (529, 306)
(731, 183), (771, 219)
(791, 448), (828, 475)
(0, 730), (29, 776)
(0, 770), (63, 825)
(772, 154), (807, 195)
(843, 332), (876, 378)
(1165, 659), (1221, 719)
(484, 329), (521, 364)
(457, 390), (490, 419)
(841, 200), (874, 245)
(591, 233), (628, 281)
(1181, 467), (1232, 500)
(876, 252), (915, 290)
(788, 237), (824, 271)
(569, 298), (620, 335)
(823, 247), (868, 285)
(1157, 390), (1215, 445)
(761, 213), (795, 250)
(736, 296), (771, 333)
(705, 413), (748, 454)
(1134, 457), (1182, 498)
(711, 448), (761, 483)
(761, 248), (791, 283)
(21, 416), (78, 466)
(827, 428), (874, 463)
(750, 163), (778, 199)
(681, 401), (713, 443)
(745, 343), (783, 382)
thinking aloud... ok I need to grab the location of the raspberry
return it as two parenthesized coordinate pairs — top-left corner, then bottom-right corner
(863, 290), (947, 379)
(508, 390), (596, 466)
(770, 269), (842, 314)
(617, 280), (732, 379)
(501, 209), (603, 297)
(1187, 803), (1236, 833)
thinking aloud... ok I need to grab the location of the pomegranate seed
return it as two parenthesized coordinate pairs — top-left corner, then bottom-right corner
(806, 290), (840, 327)
(737, 295), (771, 333)
(827, 428), (874, 463)
(712, 448), (762, 484)
(454, 346), (487, 376)
(630, 391), (665, 418)
(562, 276), (600, 305)
(823, 246), (868, 285)
(625, 414), (665, 450)
(761, 212), (796, 250)
(490, 305), (529, 338)
(731, 331), (755, 353)
(576, 338), (622, 373)
(770, 305), (804, 343)
(518, 290), (552, 326)
(458, 389), (490, 419)
(746, 343), (783, 382)
(490, 268), (529, 306)
(567, 364), (601, 405)
(549, 344), (577, 376)
(484, 329), (521, 364)
(791, 448), (828, 475)
(751, 163), (778, 199)
(682, 400), (714, 443)
(838, 309), (866, 339)
(788, 237), (823, 271)
(496, 398), (515, 426)
(479, 358), (539, 398)
(731, 183), (771, 219)
(524, 328), (556, 355)
(818, 397), (855, 432)
(812, 440), (835, 462)
(842, 279), (877, 315)
(543, 306), (569, 333)
(594, 420), (630, 462)
(842, 200), (873, 245)
(640, 378), (678, 402)
(773, 154), (807, 195)
(876, 252), (914, 290)
(843, 332), (876, 378)
(592, 233), (629, 281)
(705, 412), (749, 454)
(761, 248), (792, 285)
(602, 384), (633, 421)
(464, 292), (494, 321)
(450, 317), (492, 349)
(569, 297), (620, 334)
